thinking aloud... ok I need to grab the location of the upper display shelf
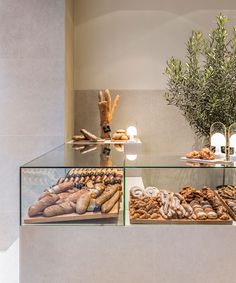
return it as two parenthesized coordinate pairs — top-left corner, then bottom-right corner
(22, 143), (236, 168)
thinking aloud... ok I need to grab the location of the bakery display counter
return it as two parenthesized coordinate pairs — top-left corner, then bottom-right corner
(21, 144), (236, 225)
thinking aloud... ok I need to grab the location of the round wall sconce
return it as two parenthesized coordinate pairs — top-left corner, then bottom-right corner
(210, 122), (226, 159)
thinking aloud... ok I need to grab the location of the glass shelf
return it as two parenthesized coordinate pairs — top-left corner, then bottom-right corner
(21, 143), (236, 169)
(22, 143), (125, 168)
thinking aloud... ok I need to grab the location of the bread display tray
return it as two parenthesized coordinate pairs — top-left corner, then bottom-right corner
(24, 203), (119, 224)
(215, 191), (236, 221)
(130, 216), (232, 225)
(180, 157), (232, 165)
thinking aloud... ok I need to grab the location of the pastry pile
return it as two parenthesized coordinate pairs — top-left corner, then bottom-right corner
(112, 129), (129, 141)
(28, 168), (123, 219)
(186, 148), (215, 160)
(130, 186), (230, 221)
(217, 186), (236, 215)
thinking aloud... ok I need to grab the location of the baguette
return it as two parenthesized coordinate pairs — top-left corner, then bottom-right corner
(66, 189), (86, 203)
(101, 191), (121, 213)
(80, 129), (99, 141)
(47, 180), (74, 194)
(28, 194), (59, 217)
(72, 135), (87, 141)
(90, 183), (105, 198)
(95, 185), (119, 206)
(76, 191), (91, 214)
(43, 201), (75, 217)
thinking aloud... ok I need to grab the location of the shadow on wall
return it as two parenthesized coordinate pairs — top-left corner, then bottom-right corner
(74, 89), (196, 155)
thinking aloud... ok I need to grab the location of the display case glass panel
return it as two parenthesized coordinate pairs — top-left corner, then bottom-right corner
(21, 144), (236, 226)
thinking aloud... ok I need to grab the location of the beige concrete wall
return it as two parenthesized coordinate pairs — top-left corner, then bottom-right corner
(0, 0), (65, 250)
(74, 89), (196, 154)
(74, 0), (236, 90)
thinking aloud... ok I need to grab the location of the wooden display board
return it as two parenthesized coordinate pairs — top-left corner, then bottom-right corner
(215, 191), (236, 221)
(24, 203), (119, 224)
(130, 217), (232, 225)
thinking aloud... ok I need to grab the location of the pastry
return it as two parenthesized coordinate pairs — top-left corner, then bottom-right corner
(144, 187), (159, 197)
(130, 186), (144, 198)
(116, 129), (126, 134)
(120, 135), (129, 140)
(186, 148), (215, 160)
(112, 133), (123, 140)
(112, 129), (129, 141)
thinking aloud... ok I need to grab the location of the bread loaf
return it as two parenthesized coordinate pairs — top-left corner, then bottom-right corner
(95, 185), (119, 206)
(43, 202), (75, 217)
(28, 194), (59, 217)
(101, 191), (121, 213)
(76, 191), (91, 214)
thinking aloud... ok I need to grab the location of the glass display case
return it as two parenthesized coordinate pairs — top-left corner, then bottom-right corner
(20, 144), (236, 225)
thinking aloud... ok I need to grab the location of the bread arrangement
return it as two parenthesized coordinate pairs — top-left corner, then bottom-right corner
(130, 186), (231, 223)
(112, 129), (129, 141)
(216, 185), (236, 220)
(98, 89), (120, 139)
(186, 148), (215, 160)
(26, 168), (123, 223)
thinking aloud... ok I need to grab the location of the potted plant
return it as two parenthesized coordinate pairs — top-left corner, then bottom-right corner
(165, 14), (236, 139)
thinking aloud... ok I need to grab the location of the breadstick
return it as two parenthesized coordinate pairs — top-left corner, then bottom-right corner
(111, 95), (120, 121)
(98, 90), (104, 103)
(104, 89), (112, 116)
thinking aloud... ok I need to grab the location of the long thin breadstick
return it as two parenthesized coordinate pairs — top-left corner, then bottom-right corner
(111, 95), (120, 121)
(98, 90), (103, 103)
(104, 89), (112, 114)
(98, 101), (109, 125)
